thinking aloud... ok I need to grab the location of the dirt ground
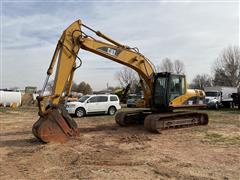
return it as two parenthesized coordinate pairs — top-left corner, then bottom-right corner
(0, 107), (239, 180)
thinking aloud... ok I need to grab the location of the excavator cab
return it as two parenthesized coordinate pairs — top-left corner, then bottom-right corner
(152, 73), (186, 111)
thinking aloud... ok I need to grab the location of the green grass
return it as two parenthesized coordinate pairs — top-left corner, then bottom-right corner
(202, 132), (240, 146)
(178, 108), (240, 126)
(0, 106), (38, 113)
(0, 108), (7, 113)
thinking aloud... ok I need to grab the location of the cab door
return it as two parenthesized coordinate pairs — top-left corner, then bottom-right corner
(152, 73), (170, 111)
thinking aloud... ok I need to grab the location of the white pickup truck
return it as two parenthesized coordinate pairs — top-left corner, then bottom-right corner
(204, 86), (238, 109)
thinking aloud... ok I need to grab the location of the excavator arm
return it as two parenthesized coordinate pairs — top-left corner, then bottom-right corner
(39, 20), (155, 114)
(33, 20), (156, 142)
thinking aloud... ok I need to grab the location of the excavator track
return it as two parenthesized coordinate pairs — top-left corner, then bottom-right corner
(144, 111), (208, 133)
(115, 111), (208, 132)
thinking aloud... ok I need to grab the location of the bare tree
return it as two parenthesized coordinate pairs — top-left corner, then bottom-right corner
(157, 58), (174, 73)
(213, 46), (240, 86)
(115, 67), (138, 86)
(77, 81), (86, 93)
(157, 58), (185, 74)
(190, 74), (213, 90)
(174, 59), (185, 74)
(115, 67), (139, 93)
(213, 68), (231, 86)
(84, 84), (93, 95)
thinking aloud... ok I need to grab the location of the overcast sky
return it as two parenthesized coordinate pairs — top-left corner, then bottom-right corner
(1, 0), (239, 90)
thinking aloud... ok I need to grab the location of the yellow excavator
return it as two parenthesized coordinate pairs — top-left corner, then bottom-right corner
(32, 20), (208, 143)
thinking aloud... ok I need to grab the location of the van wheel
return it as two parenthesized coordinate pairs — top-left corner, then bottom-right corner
(108, 106), (116, 115)
(215, 103), (219, 109)
(75, 107), (85, 117)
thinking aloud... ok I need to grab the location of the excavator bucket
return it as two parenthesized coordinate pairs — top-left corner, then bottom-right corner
(32, 106), (79, 143)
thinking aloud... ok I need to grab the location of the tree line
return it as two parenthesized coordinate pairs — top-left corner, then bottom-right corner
(190, 46), (239, 89)
(114, 45), (240, 91)
(47, 81), (93, 95)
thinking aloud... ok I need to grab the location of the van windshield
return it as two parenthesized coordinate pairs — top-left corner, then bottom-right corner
(79, 96), (90, 103)
(205, 92), (218, 97)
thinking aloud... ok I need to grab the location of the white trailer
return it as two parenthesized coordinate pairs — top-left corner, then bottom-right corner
(204, 86), (238, 109)
(0, 91), (22, 107)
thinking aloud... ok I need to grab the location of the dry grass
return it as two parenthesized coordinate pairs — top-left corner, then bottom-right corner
(0, 106), (240, 179)
(202, 132), (240, 145)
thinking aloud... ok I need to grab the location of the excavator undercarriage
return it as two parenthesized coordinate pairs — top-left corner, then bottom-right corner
(115, 110), (208, 133)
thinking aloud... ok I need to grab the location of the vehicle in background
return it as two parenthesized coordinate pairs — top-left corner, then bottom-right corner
(231, 93), (240, 109)
(0, 91), (22, 107)
(204, 86), (238, 109)
(113, 84), (131, 104)
(66, 94), (121, 117)
(231, 86), (240, 109)
(126, 94), (143, 107)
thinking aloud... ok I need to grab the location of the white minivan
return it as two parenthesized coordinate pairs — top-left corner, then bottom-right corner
(66, 94), (121, 117)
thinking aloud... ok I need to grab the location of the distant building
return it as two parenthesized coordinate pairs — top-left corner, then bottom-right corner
(25, 86), (37, 93)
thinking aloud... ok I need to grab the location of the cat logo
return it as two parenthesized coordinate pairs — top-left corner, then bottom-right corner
(97, 46), (121, 57)
(107, 48), (117, 56)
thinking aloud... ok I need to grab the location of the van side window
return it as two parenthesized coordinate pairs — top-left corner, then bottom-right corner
(97, 96), (108, 102)
(88, 97), (97, 103)
(110, 96), (118, 101)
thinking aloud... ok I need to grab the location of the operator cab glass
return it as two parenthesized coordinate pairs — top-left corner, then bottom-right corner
(169, 75), (186, 101)
(152, 73), (186, 110)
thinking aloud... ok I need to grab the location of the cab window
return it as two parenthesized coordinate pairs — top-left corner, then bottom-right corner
(169, 76), (185, 101)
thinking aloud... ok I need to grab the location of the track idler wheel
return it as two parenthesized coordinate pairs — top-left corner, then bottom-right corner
(115, 112), (128, 126)
(32, 106), (79, 143)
